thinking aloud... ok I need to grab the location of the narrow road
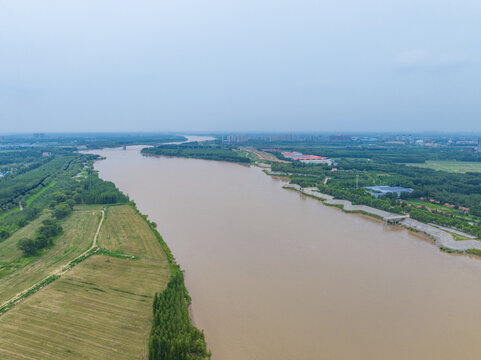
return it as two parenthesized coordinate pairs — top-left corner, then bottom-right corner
(0, 209), (105, 315)
(53, 208), (105, 276)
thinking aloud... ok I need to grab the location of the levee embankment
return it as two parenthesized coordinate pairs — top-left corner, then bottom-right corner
(283, 184), (481, 253)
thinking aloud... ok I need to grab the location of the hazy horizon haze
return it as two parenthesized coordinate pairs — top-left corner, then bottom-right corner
(1, 0), (480, 133)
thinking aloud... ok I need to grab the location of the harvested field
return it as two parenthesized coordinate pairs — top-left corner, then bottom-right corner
(0, 206), (102, 304)
(0, 204), (170, 359)
(98, 205), (166, 260)
(0, 255), (169, 359)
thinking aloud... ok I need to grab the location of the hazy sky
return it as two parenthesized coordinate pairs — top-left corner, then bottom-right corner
(1, 0), (480, 133)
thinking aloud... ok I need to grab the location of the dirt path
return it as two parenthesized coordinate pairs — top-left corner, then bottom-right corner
(0, 209), (105, 315)
(239, 147), (290, 163)
(53, 208), (105, 276)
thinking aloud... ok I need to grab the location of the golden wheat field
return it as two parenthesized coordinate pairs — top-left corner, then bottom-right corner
(0, 205), (169, 359)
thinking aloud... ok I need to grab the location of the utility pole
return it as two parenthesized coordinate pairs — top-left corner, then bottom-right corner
(356, 174), (359, 190)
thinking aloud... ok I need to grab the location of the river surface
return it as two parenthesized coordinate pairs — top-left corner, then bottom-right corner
(91, 145), (481, 360)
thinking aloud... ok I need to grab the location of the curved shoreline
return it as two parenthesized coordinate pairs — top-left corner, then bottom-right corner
(282, 183), (481, 253)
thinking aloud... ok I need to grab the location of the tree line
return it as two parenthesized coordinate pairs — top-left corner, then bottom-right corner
(142, 214), (210, 360)
(149, 269), (210, 360)
(142, 143), (250, 163)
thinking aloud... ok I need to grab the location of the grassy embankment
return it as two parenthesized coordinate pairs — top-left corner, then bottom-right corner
(0, 205), (170, 359)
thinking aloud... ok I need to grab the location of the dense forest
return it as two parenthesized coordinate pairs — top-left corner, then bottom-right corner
(142, 142), (250, 163)
(0, 149), (128, 243)
(0, 149), (46, 168)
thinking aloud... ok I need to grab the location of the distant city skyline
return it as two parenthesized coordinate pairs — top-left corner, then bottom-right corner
(1, 0), (480, 132)
(1, 131), (480, 138)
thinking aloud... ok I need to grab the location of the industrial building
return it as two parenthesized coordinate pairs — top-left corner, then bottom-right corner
(282, 151), (332, 165)
(366, 186), (413, 198)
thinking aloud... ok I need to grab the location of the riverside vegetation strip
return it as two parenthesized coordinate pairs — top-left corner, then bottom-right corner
(0, 142), (209, 360)
(141, 141), (251, 163)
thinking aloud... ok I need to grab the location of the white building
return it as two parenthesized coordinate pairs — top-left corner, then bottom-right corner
(300, 159), (333, 165)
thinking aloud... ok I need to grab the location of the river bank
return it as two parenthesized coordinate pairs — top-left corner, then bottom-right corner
(281, 183), (481, 253)
(91, 148), (481, 360)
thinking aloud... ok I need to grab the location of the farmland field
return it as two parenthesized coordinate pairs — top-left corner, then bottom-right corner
(0, 206), (102, 304)
(98, 205), (166, 260)
(0, 204), (170, 359)
(406, 160), (481, 173)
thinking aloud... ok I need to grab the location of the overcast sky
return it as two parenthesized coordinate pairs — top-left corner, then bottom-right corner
(1, 0), (480, 133)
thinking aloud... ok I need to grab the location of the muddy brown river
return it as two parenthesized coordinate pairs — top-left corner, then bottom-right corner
(92, 145), (481, 360)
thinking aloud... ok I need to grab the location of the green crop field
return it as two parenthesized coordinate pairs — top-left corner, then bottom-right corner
(0, 206), (102, 304)
(0, 204), (170, 359)
(406, 160), (481, 173)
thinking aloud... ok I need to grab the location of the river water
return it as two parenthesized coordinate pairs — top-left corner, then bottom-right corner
(91, 145), (481, 360)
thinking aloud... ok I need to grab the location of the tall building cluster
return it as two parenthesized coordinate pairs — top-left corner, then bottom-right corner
(222, 134), (249, 143)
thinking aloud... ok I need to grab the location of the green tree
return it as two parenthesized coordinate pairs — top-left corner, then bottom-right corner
(17, 238), (37, 256)
(38, 219), (62, 238)
(66, 198), (76, 208)
(52, 192), (67, 204)
(53, 203), (72, 219)
(0, 228), (9, 241)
